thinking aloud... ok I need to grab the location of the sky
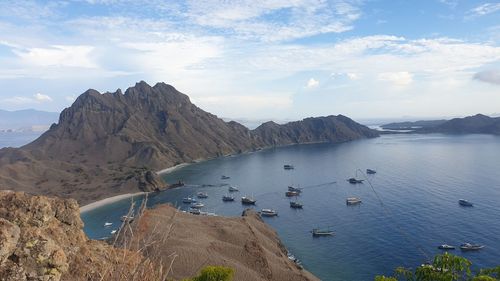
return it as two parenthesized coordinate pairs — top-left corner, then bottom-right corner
(0, 0), (500, 121)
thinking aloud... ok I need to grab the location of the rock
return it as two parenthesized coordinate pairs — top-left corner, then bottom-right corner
(0, 218), (20, 264)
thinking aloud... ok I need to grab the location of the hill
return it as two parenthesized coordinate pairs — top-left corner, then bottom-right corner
(0, 81), (378, 204)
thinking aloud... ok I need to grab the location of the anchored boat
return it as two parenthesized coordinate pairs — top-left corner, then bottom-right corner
(288, 186), (302, 192)
(366, 169), (377, 174)
(290, 201), (303, 209)
(197, 192), (208, 199)
(311, 228), (335, 237)
(228, 186), (239, 192)
(191, 202), (205, 209)
(286, 191), (300, 197)
(459, 199), (473, 207)
(221, 175), (230, 180)
(259, 209), (278, 217)
(438, 244), (456, 250)
(182, 197), (197, 204)
(222, 195), (235, 202)
(346, 197), (362, 205)
(348, 178), (364, 184)
(241, 196), (256, 205)
(460, 243), (484, 251)
(284, 164), (294, 170)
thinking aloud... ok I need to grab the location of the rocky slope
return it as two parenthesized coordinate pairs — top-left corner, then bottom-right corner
(422, 114), (500, 135)
(0, 191), (319, 281)
(0, 81), (378, 204)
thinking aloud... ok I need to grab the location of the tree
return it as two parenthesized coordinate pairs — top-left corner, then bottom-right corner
(184, 266), (234, 281)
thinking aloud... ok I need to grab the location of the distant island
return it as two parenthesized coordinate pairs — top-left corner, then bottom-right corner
(0, 81), (378, 205)
(0, 109), (59, 132)
(380, 114), (500, 135)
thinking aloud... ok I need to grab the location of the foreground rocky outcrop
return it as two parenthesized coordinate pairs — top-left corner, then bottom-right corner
(0, 81), (378, 205)
(0, 191), (156, 281)
(0, 191), (319, 281)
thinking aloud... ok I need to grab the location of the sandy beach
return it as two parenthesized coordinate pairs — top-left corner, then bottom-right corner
(157, 162), (191, 175)
(80, 192), (146, 213)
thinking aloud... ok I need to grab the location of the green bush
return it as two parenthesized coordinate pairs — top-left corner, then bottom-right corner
(184, 266), (234, 281)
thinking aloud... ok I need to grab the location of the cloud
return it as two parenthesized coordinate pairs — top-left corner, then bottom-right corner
(306, 78), (319, 88)
(34, 93), (53, 102)
(378, 72), (413, 86)
(474, 70), (500, 85)
(469, 3), (500, 16)
(331, 72), (360, 80)
(13, 45), (97, 68)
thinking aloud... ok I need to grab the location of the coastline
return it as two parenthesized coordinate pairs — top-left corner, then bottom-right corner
(80, 192), (146, 213)
(157, 162), (191, 175)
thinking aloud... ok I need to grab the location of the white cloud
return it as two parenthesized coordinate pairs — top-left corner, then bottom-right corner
(469, 3), (500, 16)
(306, 78), (319, 88)
(13, 45), (97, 68)
(34, 93), (53, 102)
(474, 70), (500, 85)
(378, 72), (413, 86)
(331, 72), (360, 80)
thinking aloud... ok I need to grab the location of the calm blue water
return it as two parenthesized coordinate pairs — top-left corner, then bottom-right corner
(81, 134), (500, 281)
(0, 132), (42, 148)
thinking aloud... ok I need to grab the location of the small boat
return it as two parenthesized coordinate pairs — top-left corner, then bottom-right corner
(288, 186), (302, 192)
(286, 191), (300, 197)
(284, 164), (294, 170)
(311, 228), (335, 237)
(460, 243), (484, 251)
(459, 199), (473, 207)
(241, 196), (256, 205)
(121, 215), (134, 222)
(221, 175), (231, 180)
(182, 197), (197, 204)
(438, 244), (456, 250)
(197, 192), (208, 199)
(110, 230), (117, 234)
(366, 169), (377, 174)
(259, 209), (278, 217)
(290, 201), (303, 209)
(104, 222), (113, 227)
(222, 195), (235, 202)
(346, 197), (362, 205)
(189, 208), (201, 215)
(228, 186), (239, 192)
(348, 178), (364, 184)
(191, 202), (205, 209)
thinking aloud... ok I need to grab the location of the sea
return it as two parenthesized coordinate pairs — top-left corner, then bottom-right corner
(0, 131), (41, 148)
(67, 134), (500, 280)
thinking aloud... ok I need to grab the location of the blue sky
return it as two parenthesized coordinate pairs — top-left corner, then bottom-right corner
(0, 0), (500, 120)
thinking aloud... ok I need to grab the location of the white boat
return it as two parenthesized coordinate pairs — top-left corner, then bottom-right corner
(191, 202), (205, 209)
(104, 222), (113, 227)
(197, 192), (208, 198)
(110, 230), (117, 234)
(460, 243), (484, 251)
(438, 244), (456, 250)
(182, 197), (197, 204)
(259, 209), (278, 217)
(311, 228), (335, 237)
(346, 197), (362, 205)
(222, 195), (235, 202)
(228, 186), (239, 192)
(241, 196), (256, 205)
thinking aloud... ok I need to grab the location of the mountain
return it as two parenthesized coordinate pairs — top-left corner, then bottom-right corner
(380, 119), (447, 130)
(0, 109), (59, 131)
(422, 114), (500, 135)
(0, 81), (378, 204)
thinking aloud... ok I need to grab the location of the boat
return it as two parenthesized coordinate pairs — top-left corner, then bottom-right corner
(460, 243), (484, 251)
(197, 192), (208, 198)
(104, 222), (113, 227)
(189, 208), (201, 215)
(182, 197), (197, 204)
(259, 209), (278, 217)
(348, 178), (364, 184)
(290, 201), (303, 209)
(110, 230), (117, 234)
(221, 175), (230, 180)
(191, 202), (205, 209)
(346, 197), (362, 205)
(311, 228), (335, 237)
(228, 186), (239, 192)
(121, 215), (134, 222)
(241, 196), (256, 205)
(284, 164), (294, 170)
(222, 195), (235, 201)
(459, 199), (473, 207)
(366, 169), (377, 174)
(286, 191), (300, 197)
(288, 186), (302, 192)
(438, 244), (456, 250)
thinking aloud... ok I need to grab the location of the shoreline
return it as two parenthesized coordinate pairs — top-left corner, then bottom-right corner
(157, 162), (192, 175)
(80, 192), (147, 213)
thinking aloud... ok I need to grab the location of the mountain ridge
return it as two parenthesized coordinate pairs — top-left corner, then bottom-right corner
(0, 81), (378, 204)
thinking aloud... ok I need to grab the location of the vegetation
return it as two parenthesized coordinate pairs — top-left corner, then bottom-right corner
(375, 253), (499, 281)
(183, 266), (234, 281)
